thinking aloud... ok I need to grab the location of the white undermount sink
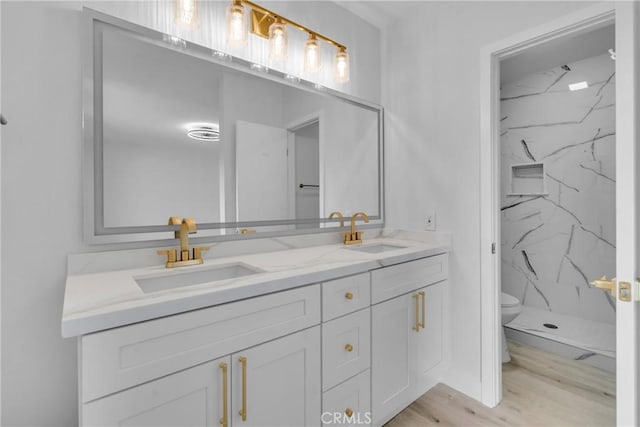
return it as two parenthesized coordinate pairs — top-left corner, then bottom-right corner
(348, 243), (407, 254)
(135, 263), (263, 294)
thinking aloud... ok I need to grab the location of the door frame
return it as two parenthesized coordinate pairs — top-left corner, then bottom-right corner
(479, 3), (617, 408)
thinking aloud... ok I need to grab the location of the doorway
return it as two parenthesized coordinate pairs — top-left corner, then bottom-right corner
(499, 24), (616, 365)
(497, 22), (617, 424)
(479, 4), (640, 424)
(288, 118), (321, 230)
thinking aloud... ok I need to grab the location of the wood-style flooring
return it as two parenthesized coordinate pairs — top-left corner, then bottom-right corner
(385, 340), (615, 426)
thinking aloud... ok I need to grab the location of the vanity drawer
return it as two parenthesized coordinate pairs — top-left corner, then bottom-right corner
(81, 284), (320, 402)
(371, 254), (448, 304)
(322, 370), (371, 427)
(322, 273), (370, 321)
(322, 308), (371, 391)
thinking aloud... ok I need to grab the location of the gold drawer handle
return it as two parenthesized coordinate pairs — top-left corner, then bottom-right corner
(345, 344), (353, 352)
(419, 291), (426, 329)
(238, 356), (247, 421)
(345, 408), (354, 417)
(219, 362), (228, 427)
(412, 293), (420, 331)
(345, 292), (354, 300)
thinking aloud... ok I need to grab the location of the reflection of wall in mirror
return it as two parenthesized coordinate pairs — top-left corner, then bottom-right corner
(283, 89), (379, 218)
(101, 29), (222, 228)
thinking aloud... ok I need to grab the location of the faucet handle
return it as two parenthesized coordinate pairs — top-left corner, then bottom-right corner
(168, 216), (181, 225)
(193, 246), (210, 260)
(157, 249), (178, 265)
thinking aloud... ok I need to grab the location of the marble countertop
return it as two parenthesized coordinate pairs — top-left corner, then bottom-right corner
(62, 229), (451, 338)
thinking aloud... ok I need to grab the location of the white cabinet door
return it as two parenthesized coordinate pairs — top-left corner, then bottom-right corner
(371, 293), (413, 425)
(82, 356), (230, 427)
(232, 326), (321, 427)
(412, 281), (445, 394)
(372, 282), (446, 426)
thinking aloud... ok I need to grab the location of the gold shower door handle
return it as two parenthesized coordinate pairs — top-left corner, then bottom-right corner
(219, 362), (228, 427)
(238, 357), (247, 421)
(412, 294), (420, 331)
(590, 275), (616, 296)
(419, 291), (426, 329)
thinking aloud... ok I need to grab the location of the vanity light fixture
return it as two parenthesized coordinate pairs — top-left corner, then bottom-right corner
(175, 0), (199, 29)
(224, 0), (350, 83)
(568, 81), (589, 91)
(304, 33), (322, 73)
(333, 46), (350, 84)
(268, 18), (288, 62)
(186, 123), (220, 142)
(226, 0), (248, 48)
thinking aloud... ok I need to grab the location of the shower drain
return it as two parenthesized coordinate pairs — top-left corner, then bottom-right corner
(543, 323), (558, 329)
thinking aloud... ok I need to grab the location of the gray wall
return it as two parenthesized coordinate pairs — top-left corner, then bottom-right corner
(381, 0), (598, 399)
(0, 1), (380, 425)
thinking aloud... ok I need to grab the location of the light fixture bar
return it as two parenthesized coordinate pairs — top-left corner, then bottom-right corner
(240, 0), (346, 50)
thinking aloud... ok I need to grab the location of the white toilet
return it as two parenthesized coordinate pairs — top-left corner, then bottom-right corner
(501, 292), (522, 363)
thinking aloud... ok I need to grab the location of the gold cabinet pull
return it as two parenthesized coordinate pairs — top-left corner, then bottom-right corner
(345, 408), (354, 417)
(345, 344), (353, 352)
(419, 291), (426, 329)
(219, 362), (228, 427)
(412, 294), (420, 331)
(238, 357), (247, 421)
(345, 292), (354, 300)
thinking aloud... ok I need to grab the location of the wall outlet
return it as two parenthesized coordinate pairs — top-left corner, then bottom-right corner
(425, 212), (436, 231)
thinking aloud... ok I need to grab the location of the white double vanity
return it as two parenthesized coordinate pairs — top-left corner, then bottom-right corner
(62, 231), (450, 426)
(69, 8), (451, 426)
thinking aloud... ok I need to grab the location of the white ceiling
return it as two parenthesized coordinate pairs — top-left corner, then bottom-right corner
(336, 1), (405, 29)
(500, 24), (615, 85)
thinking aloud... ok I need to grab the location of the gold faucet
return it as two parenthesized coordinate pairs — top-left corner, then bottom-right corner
(343, 212), (369, 245)
(158, 217), (210, 268)
(329, 211), (345, 228)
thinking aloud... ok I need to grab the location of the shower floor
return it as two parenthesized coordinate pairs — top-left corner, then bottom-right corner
(506, 306), (615, 372)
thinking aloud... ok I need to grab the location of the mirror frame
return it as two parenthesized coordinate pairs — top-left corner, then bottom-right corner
(83, 8), (384, 244)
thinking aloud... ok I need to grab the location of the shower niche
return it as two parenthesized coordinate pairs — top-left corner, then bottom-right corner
(507, 162), (547, 196)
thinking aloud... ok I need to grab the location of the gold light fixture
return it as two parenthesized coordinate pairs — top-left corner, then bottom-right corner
(304, 34), (321, 73)
(226, 0), (248, 48)
(268, 18), (288, 62)
(224, 0), (350, 83)
(175, 0), (199, 29)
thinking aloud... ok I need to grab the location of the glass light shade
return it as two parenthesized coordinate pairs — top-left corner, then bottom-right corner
(304, 34), (322, 73)
(175, 0), (198, 28)
(226, 1), (247, 48)
(268, 20), (288, 62)
(333, 48), (350, 83)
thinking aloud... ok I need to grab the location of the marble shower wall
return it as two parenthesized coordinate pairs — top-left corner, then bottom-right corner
(500, 52), (616, 325)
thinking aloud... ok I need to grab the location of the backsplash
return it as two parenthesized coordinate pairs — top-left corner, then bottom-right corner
(500, 52), (616, 324)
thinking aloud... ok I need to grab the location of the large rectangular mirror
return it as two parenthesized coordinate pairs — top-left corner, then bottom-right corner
(84, 9), (383, 243)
